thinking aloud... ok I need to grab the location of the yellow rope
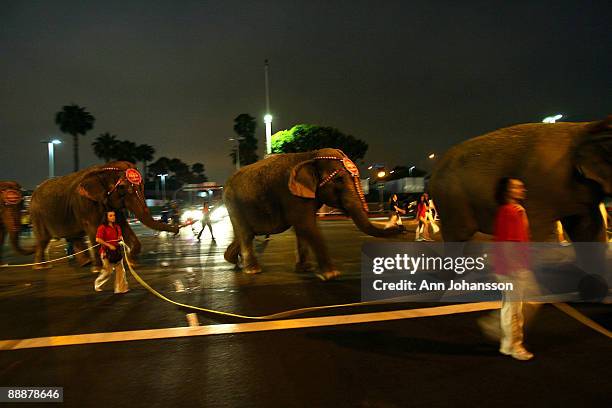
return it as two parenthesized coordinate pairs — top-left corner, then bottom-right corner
(0, 244), (100, 268)
(119, 242), (422, 321)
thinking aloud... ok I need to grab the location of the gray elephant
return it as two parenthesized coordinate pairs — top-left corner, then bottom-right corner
(223, 148), (402, 280)
(429, 115), (611, 242)
(30, 161), (178, 270)
(0, 181), (34, 263)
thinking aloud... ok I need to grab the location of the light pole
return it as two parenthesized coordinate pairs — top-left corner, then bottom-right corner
(158, 173), (168, 201)
(377, 169), (387, 210)
(264, 59), (272, 156)
(41, 139), (62, 178)
(542, 114), (563, 123)
(229, 137), (245, 171)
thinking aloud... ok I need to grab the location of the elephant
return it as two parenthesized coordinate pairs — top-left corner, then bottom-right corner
(29, 161), (179, 270)
(429, 115), (611, 243)
(0, 181), (34, 263)
(223, 148), (402, 280)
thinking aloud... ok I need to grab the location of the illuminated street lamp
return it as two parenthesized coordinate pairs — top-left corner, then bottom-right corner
(41, 138), (62, 178)
(542, 114), (563, 123)
(376, 169), (388, 209)
(264, 114), (273, 155)
(157, 173), (168, 201)
(428, 153), (436, 160)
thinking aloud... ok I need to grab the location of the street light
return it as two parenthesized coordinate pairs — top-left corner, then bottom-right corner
(542, 114), (563, 123)
(229, 137), (245, 171)
(264, 114), (273, 155)
(408, 165), (415, 176)
(376, 169), (387, 210)
(157, 173), (168, 201)
(428, 153), (436, 160)
(41, 138), (62, 178)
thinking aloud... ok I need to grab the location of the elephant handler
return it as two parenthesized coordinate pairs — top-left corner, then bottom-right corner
(479, 177), (541, 361)
(94, 210), (129, 294)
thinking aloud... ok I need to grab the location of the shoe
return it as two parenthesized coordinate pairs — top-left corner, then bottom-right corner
(315, 270), (341, 281)
(559, 240), (571, 247)
(424, 238), (435, 242)
(415, 237), (425, 242)
(499, 345), (534, 361)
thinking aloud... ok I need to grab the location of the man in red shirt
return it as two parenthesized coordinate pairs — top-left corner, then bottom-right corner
(94, 210), (128, 293)
(485, 177), (540, 361)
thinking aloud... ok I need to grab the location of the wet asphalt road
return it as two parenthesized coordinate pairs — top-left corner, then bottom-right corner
(0, 216), (610, 407)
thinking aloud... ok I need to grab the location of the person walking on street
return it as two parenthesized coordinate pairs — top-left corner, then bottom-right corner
(480, 177), (540, 361)
(197, 202), (215, 241)
(94, 210), (128, 293)
(389, 194), (405, 226)
(415, 194), (432, 241)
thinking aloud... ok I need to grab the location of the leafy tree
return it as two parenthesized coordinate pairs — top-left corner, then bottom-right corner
(230, 113), (259, 166)
(92, 132), (119, 162)
(148, 157), (171, 180)
(134, 144), (155, 179)
(55, 104), (96, 171)
(113, 140), (138, 163)
(271, 124), (368, 162)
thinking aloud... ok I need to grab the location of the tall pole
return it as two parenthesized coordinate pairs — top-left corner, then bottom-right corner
(264, 59), (272, 155)
(48, 142), (54, 178)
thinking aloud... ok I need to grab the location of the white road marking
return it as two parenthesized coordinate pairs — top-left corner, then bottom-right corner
(0, 302), (501, 351)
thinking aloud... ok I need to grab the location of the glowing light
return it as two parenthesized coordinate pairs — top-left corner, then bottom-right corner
(542, 114), (563, 123)
(209, 205), (229, 222)
(428, 153), (435, 159)
(264, 114), (273, 124)
(51, 139), (62, 144)
(377, 170), (387, 178)
(181, 210), (202, 223)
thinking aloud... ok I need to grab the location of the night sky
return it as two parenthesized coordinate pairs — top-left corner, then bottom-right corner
(2, 0), (611, 189)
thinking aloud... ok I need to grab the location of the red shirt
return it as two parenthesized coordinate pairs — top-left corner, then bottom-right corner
(96, 224), (123, 255)
(493, 203), (530, 274)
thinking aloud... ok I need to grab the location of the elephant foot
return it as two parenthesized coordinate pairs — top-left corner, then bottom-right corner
(315, 270), (341, 281)
(244, 265), (262, 275)
(33, 263), (52, 270)
(295, 262), (315, 274)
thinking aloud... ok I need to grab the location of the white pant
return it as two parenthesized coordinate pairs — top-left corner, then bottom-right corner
(95, 258), (129, 293)
(498, 270), (540, 351)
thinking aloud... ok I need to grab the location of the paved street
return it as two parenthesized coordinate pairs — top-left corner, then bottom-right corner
(0, 216), (610, 407)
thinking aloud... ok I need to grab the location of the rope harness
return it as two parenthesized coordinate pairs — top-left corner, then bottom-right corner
(313, 156), (369, 213)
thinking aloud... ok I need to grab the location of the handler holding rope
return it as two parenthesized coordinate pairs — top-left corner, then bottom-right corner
(94, 210), (128, 294)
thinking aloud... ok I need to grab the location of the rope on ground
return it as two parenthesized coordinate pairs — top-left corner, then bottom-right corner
(119, 242), (443, 321)
(553, 302), (612, 339)
(0, 244), (100, 268)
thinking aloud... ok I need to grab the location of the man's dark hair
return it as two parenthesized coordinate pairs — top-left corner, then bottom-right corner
(495, 177), (515, 205)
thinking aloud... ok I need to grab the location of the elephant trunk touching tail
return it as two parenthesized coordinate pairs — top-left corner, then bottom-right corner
(2, 205), (34, 256)
(345, 200), (402, 238)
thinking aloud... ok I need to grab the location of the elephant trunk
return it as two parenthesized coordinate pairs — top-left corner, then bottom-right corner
(345, 198), (402, 238)
(3, 205), (34, 255)
(126, 193), (179, 233)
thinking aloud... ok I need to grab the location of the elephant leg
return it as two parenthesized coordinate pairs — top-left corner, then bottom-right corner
(294, 233), (314, 273)
(70, 236), (92, 267)
(33, 236), (52, 269)
(224, 240), (240, 265)
(0, 229), (5, 264)
(562, 209), (607, 277)
(292, 217), (339, 280)
(225, 203), (261, 274)
(85, 228), (103, 273)
(436, 185), (478, 242)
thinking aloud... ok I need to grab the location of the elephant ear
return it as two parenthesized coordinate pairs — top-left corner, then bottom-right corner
(288, 160), (318, 199)
(78, 170), (117, 202)
(575, 115), (612, 194)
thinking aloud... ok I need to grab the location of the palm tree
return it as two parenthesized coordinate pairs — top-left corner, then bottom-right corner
(55, 104), (96, 171)
(114, 140), (138, 163)
(134, 144), (156, 180)
(92, 133), (119, 163)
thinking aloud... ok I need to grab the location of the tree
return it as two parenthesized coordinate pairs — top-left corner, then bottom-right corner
(55, 104), (96, 171)
(92, 132), (119, 162)
(271, 124), (368, 162)
(230, 113), (259, 166)
(114, 140), (138, 163)
(134, 144), (156, 180)
(190, 163), (207, 183)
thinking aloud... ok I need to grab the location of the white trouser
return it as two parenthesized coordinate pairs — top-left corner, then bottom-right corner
(498, 269), (540, 351)
(95, 258), (129, 293)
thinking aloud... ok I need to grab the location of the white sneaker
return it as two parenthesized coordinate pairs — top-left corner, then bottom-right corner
(500, 345), (534, 361)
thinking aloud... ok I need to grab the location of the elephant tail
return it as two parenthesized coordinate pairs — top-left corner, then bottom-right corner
(224, 240), (240, 264)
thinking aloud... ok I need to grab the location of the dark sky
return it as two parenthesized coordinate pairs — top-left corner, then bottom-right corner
(1, 0), (611, 189)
